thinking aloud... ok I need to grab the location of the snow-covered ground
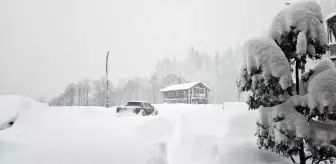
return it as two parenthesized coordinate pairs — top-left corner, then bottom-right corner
(0, 95), (292, 164)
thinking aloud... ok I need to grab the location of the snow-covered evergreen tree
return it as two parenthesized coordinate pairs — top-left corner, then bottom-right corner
(237, 1), (336, 163)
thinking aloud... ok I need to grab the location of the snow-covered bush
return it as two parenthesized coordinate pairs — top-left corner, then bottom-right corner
(268, 0), (327, 57)
(272, 97), (336, 162)
(307, 69), (336, 117)
(256, 106), (274, 137)
(237, 0), (336, 163)
(239, 37), (292, 90)
(299, 58), (335, 95)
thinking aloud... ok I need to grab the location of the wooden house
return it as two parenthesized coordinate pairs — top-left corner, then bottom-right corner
(160, 81), (211, 104)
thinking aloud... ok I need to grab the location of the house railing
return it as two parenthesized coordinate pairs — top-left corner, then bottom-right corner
(164, 98), (187, 101)
(190, 94), (206, 99)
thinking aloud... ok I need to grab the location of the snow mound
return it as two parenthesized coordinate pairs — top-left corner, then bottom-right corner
(136, 116), (174, 144)
(0, 101), (294, 164)
(0, 95), (48, 131)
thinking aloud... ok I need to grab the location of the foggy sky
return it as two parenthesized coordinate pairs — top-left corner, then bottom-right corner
(0, 0), (287, 100)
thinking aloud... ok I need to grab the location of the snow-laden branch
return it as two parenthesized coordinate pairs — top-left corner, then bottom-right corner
(299, 58), (335, 95)
(307, 69), (336, 116)
(256, 106), (275, 138)
(268, 0), (327, 58)
(271, 95), (336, 153)
(238, 37), (292, 91)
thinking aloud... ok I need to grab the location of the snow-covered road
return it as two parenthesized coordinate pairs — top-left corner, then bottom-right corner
(0, 96), (292, 164)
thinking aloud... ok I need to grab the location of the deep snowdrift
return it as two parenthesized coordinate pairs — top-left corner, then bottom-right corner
(0, 96), (292, 164)
(0, 95), (48, 130)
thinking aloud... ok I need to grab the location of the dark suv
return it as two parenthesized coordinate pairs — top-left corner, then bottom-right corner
(116, 101), (158, 116)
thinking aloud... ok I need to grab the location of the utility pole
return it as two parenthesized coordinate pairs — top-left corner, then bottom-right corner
(152, 75), (156, 103)
(178, 69), (182, 84)
(135, 78), (138, 100)
(106, 50), (110, 108)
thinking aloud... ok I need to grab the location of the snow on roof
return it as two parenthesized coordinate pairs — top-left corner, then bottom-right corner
(325, 11), (336, 22)
(160, 81), (211, 92)
(127, 100), (148, 103)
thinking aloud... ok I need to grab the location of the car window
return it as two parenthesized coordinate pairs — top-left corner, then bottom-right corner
(126, 102), (142, 106)
(143, 103), (149, 107)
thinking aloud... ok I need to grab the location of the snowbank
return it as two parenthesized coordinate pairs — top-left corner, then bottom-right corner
(0, 95), (48, 131)
(0, 98), (292, 164)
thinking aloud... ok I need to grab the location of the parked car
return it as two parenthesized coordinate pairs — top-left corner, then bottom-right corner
(116, 101), (158, 116)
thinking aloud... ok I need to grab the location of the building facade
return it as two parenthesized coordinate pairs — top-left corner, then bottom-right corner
(325, 12), (336, 64)
(160, 81), (211, 104)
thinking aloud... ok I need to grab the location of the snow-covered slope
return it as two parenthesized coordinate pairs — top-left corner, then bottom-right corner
(0, 95), (292, 164)
(0, 95), (48, 131)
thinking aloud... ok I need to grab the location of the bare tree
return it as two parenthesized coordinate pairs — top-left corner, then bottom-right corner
(82, 79), (91, 106)
(92, 77), (114, 106)
(64, 83), (76, 106)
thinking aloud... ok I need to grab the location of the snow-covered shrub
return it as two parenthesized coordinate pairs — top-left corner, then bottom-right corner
(307, 69), (336, 116)
(256, 106), (274, 137)
(273, 95), (307, 119)
(237, 0), (336, 163)
(299, 58), (335, 95)
(237, 37), (294, 153)
(239, 37), (292, 90)
(273, 99), (336, 154)
(268, 0), (327, 57)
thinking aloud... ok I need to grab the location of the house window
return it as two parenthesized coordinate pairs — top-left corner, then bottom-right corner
(181, 91), (185, 98)
(199, 88), (205, 94)
(193, 87), (200, 95)
(167, 92), (172, 98)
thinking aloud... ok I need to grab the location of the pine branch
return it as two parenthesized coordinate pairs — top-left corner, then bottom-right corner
(290, 154), (297, 163)
(305, 154), (314, 160)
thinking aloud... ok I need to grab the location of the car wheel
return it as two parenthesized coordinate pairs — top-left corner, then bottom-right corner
(138, 109), (146, 116)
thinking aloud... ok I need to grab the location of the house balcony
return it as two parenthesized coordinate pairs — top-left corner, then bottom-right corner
(190, 94), (206, 99)
(164, 97), (187, 101)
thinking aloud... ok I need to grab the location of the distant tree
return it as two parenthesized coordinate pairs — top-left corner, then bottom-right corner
(38, 95), (46, 103)
(82, 79), (91, 106)
(213, 52), (221, 78)
(150, 74), (157, 103)
(91, 77), (114, 106)
(222, 46), (235, 74)
(123, 80), (137, 101)
(162, 73), (188, 87)
(49, 94), (65, 106)
(63, 83), (76, 106)
(76, 82), (84, 106)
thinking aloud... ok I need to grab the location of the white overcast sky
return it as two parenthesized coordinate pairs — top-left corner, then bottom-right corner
(0, 0), (289, 100)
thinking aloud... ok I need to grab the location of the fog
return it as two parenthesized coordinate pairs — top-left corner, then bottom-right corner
(0, 0), (301, 100)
